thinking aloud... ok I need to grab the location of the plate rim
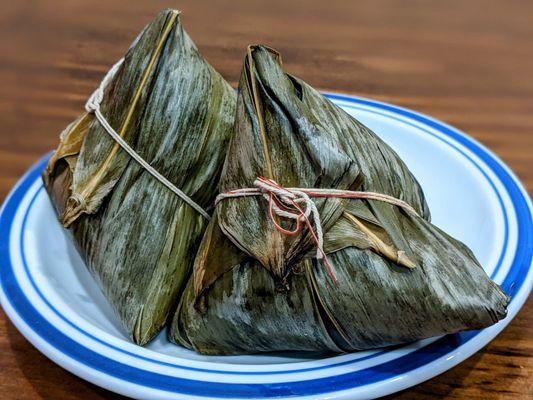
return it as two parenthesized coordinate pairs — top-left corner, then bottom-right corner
(1, 93), (531, 400)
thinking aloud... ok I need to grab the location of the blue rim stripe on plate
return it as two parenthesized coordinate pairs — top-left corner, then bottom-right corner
(0, 96), (531, 398)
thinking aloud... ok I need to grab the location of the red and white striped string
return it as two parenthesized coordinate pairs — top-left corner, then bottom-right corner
(216, 177), (418, 283)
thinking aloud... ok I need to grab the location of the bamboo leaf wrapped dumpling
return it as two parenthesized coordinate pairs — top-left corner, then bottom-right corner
(42, 9), (236, 345)
(170, 45), (509, 355)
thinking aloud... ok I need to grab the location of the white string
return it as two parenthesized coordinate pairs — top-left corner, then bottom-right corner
(256, 179), (324, 260)
(85, 59), (211, 220)
(216, 178), (418, 262)
(217, 178), (325, 260)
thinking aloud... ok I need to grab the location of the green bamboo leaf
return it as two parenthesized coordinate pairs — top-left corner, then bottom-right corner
(171, 45), (508, 355)
(42, 9), (236, 345)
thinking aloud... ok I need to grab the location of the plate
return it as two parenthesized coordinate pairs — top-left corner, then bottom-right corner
(1, 94), (531, 400)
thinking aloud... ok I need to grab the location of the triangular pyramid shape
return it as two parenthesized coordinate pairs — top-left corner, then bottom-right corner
(43, 9), (236, 345)
(171, 45), (508, 355)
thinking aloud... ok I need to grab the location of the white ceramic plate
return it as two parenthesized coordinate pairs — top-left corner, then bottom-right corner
(1, 94), (531, 400)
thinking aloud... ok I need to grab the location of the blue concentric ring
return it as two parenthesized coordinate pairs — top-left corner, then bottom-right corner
(1, 95), (531, 398)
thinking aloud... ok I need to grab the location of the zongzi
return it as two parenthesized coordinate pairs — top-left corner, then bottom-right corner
(43, 9), (236, 345)
(170, 45), (509, 355)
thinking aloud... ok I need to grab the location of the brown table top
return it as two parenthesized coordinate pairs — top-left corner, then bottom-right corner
(0, 1), (531, 399)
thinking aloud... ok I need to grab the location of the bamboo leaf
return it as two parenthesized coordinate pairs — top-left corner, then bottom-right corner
(171, 45), (509, 355)
(43, 9), (236, 344)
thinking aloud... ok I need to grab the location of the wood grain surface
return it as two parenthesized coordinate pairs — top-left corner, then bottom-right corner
(0, 1), (531, 399)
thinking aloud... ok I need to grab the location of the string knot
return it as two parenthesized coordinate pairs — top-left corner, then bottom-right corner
(85, 58), (124, 115)
(253, 177), (335, 282)
(85, 87), (103, 113)
(215, 178), (420, 284)
(68, 192), (87, 210)
(254, 177), (324, 256)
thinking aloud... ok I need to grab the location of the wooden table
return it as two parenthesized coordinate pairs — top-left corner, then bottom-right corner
(1, 1), (531, 398)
